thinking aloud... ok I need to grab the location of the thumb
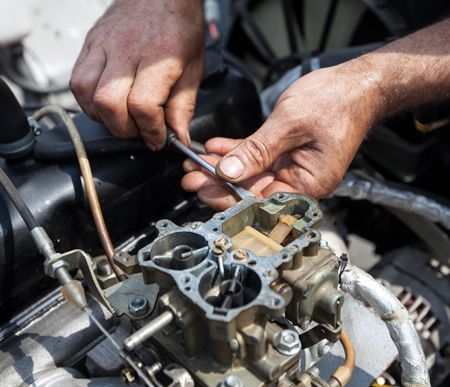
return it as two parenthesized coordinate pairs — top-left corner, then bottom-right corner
(216, 126), (292, 182)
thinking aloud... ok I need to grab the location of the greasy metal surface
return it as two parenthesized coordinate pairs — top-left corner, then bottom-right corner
(105, 273), (159, 318)
(0, 295), (115, 386)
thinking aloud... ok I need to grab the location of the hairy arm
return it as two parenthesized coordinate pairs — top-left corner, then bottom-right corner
(182, 17), (450, 211)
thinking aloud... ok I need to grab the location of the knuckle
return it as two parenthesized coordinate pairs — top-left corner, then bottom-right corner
(69, 76), (87, 95)
(93, 91), (117, 113)
(243, 137), (273, 170)
(128, 95), (156, 120)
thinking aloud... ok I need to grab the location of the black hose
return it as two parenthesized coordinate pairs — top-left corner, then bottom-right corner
(0, 167), (39, 230)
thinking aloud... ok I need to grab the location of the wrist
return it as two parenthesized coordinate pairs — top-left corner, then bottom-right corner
(334, 57), (387, 135)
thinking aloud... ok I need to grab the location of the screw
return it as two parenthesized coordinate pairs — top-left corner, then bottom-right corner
(96, 258), (112, 276)
(128, 295), (149, 317)
(233, 250), (248, 261)
(229, 338), (239, 352)
(213, 237), (228, 255)
(121, 368), (136, 383)
(317, 340), (332, 356)
(273, 329), (301, 356)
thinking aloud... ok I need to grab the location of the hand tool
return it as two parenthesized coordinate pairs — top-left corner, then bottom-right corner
(167, 130), (255, 200)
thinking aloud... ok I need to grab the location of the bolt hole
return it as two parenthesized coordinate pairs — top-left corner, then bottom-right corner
(277, 193), (285, 199)
(160, 221), (168, 228)
(181, 276), (190, 284)
(216, 214), (225, 221)
(185, 286), (191, 291)
(312, 212), (318, 217)
(282, 252), (288, 259)
(273, 298), (282, 307)
(248, 260), (257, 266)
(212, 227), (219, 232)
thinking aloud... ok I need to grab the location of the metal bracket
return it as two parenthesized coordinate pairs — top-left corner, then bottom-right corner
(44, 249), (114, 312)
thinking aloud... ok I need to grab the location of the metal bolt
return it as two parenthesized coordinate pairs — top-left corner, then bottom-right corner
(222, 375), (243, 387)
(128, 295), (149, 317)
(233, 249), (248, 261)
(317, 340), (333, 356)
(121, 368), (136, 383)
(213, 237), (228, 255)
(96, 258), (112, 276)
(273, 329), (301, 356)
(229, 338), (240, 352)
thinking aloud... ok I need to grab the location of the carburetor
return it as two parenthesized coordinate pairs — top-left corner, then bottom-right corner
(125, 193), (344, 386)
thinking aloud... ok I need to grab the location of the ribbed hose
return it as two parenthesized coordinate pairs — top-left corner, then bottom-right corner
(340, 265), (430, 387)
(334, 173), (450, 230)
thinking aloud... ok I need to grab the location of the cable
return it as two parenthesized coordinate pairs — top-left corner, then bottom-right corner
(0, 167), (39, 230)
(33, 105), (127, 281)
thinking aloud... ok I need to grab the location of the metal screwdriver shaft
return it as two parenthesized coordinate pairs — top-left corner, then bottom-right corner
(167, 131), (254, 200)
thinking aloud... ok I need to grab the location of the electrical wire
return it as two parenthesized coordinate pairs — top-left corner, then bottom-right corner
(0, 167), (39, 230)
(33, 105), (127, 281)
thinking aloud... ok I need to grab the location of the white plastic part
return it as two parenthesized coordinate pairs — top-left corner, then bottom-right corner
(0, 1), (31, 46)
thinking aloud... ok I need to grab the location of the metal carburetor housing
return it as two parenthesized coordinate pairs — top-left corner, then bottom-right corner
(137, 193), (344, 386)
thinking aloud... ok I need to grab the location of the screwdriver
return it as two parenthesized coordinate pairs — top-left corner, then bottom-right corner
(167, 130), (254, 200)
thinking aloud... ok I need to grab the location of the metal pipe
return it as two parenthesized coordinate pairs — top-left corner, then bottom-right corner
(124, 310), (174, 352)
(33, 106), (127, 281)
(329, 330), (356, 386)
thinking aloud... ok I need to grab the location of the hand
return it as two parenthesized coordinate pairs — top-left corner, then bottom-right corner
(182, 63), (382, 210)
(70, 0), (204, 149)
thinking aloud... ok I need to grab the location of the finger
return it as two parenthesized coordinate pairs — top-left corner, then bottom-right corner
(182, 168), (275, 199)
(70, 46), (107, 121)
(128, 58), (183, 150)
(261, 180), (297, 197)
(198, 186), (238, 211)
(205, 137), (243, 155)
(182, 154), (220, 173)
(215, 119), (299, 182)
(91, 55), (139, 138)
(165, 57), (204, 146)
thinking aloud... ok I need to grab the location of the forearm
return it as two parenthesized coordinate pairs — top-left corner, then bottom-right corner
(343, 17), (450, 125)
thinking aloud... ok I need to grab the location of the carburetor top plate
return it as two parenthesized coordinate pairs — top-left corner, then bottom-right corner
(138, 193), (322, 322)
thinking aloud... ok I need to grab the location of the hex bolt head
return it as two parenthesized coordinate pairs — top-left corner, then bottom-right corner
(233, 249), (248, 261)
(128, 295), (149, 317)
(273, 329), (301, 356)
(96, 258), (112, 276)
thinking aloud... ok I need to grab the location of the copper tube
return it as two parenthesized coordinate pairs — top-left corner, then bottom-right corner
(330, 330), (356, 386)
(33, 106), (127, 281)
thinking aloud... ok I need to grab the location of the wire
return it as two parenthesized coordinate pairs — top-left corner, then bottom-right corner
(0, 167), (39, 230)
(33, 105), (127, 281)
(83, 306), (154, 386)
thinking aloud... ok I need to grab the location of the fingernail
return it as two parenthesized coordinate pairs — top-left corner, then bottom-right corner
(218, 156), (245, 179)
(146, 142), (156, 151)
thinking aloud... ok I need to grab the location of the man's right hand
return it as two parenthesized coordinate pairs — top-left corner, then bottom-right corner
(70, 0), (205, 150)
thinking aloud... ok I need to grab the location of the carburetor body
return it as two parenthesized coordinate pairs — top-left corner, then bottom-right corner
(134, 193), (344, 386)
